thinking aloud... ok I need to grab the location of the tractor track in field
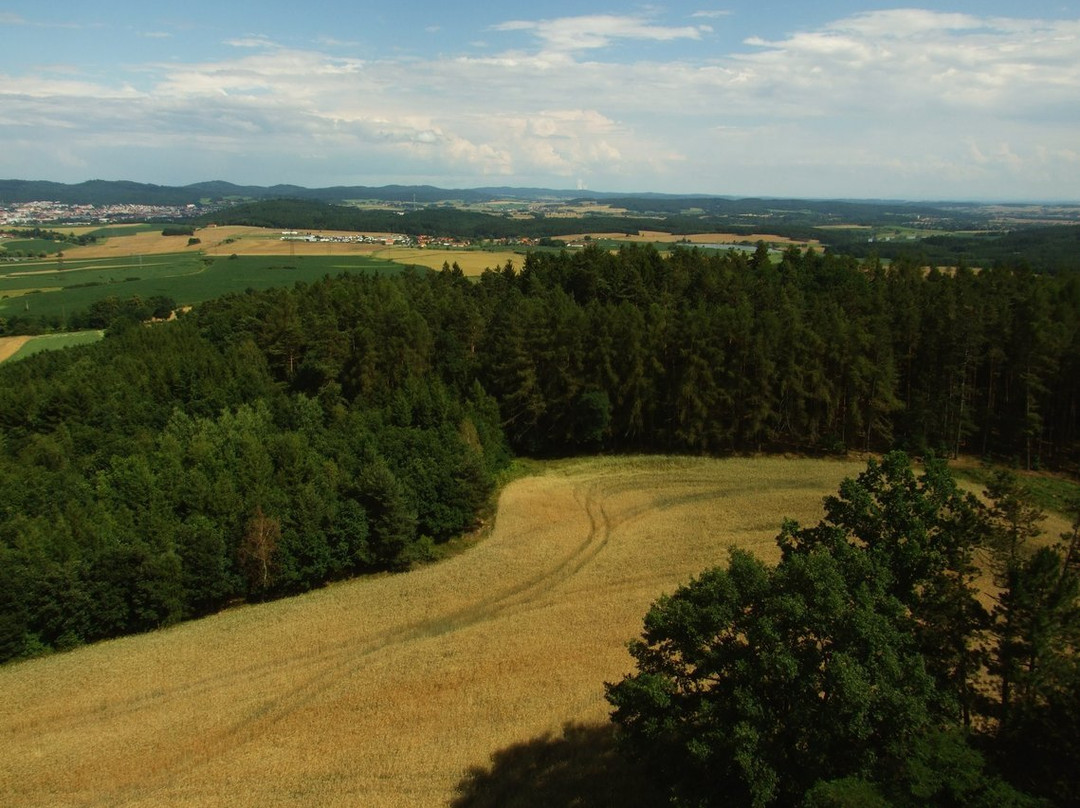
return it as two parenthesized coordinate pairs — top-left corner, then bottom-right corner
(37, 472), (642, 795)
(2, 456), (867, 807)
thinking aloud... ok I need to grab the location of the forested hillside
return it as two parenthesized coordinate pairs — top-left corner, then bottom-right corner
(199, 197), (706, 240)
(831, 223), (1080, 273)
(1, 244), (1078, 662)
(479, 244), (1080, 469)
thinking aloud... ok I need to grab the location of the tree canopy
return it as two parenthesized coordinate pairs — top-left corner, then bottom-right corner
(607, 453), (1079, 806)
(1, 243), (1078, 675)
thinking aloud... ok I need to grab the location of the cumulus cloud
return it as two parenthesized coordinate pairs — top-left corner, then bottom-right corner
(1, 8), (1078, 197)
(734, 11), (1080, 123)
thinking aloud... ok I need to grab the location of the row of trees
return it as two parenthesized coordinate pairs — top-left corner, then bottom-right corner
(0, 227), (98, 246)
(476, 244), (1080, 469)
(1, 244), (1077, 662)
(198, 199), (844, 245)
(607, 453), (1080, 806)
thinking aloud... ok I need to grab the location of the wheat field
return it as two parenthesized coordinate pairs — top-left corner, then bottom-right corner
(0, 335), (31, 363)
(0, 456), (868, 806)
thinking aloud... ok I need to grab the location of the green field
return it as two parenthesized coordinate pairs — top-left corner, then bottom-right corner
(0, 253), (410, 322)
(7, 330), (105, 361)
(81, 223), (160, 239)
(0, 238), (71, 256)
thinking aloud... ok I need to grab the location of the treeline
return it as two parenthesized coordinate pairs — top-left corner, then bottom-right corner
(201, 199), (1080, 273)
(833, 223), (1080, 274)
(478, 244), (1080, 470)
(0, 272), (508, 662)
(609, 453), (1080, 806)
(1, 227), (97, 246)
(1, 244), (1078, 662)
(199, 198), (803, 242)
(604, 194), (980, 228)
(200, 198), (662, 240)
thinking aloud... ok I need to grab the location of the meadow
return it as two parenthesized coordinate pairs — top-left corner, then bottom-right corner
(0, 455), (880, 808)
(0, 225), (525, 326)
(0, 330), (104, 363)
(0, 252), (404, 323)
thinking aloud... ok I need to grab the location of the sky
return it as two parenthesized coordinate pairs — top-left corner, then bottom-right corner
(1, 1), (1078, 200)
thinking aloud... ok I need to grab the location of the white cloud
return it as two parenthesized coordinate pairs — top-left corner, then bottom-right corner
(731, 12), (1080, 124)
(492, 13), (709, 52)
(0, 13), (93, 30)
(1, 8), (1078, 198)
(224, 35), (278, 49)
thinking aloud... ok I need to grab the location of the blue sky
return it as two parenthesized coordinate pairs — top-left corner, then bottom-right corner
(2, 2), (1078, 200)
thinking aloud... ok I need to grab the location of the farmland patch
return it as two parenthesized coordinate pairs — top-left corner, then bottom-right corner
(373, 247), (523, 276)
(0, 335), (31, 363)
(0, 455), (867, 807)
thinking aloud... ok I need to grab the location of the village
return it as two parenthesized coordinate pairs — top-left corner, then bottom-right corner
(278, 229), (541, 250)
(0, 199), (218, 227)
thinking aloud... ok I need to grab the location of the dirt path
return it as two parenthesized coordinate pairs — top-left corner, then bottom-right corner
(0, 456), (863, 807)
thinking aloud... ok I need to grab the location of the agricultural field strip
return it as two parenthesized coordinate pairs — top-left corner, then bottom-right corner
(2, 257), (195, 275)
(0, 336), (31, 362)
(0, 457), (880, 806)
(5, 477), (621, 737)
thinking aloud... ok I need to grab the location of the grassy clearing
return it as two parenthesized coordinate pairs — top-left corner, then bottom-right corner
(2, 330), (105, 363)
(0, 238), (70, 255)
(0, 455), (871, 808)
(951, 460), (1080, 519)
(81, 224), (161, 239)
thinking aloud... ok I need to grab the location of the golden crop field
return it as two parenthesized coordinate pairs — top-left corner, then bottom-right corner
(0, 455), (873, 808)
(60, 230), (206, 259)
(0, 335), (31, 363)
(54, 225), (820, 280)
(370, 247), (521, 276)
(55, 226), (520, 276)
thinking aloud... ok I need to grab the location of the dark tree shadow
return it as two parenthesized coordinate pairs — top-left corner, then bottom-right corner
(451, 722), (665, 808)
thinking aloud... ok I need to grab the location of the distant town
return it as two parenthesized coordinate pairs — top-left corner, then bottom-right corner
(0, 200), (219, 226)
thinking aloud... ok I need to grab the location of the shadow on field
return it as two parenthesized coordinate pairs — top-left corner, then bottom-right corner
(451, 722), (664, 808)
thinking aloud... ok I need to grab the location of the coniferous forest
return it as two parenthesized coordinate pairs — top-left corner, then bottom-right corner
(1, 243), (1078, 664)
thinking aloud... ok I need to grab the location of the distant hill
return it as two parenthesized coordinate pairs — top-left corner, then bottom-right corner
(0, 179), (204, 206)
(0, 179), (622, 206)
(0, 178), (980, 217)
(6, 180), (1080, 272)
